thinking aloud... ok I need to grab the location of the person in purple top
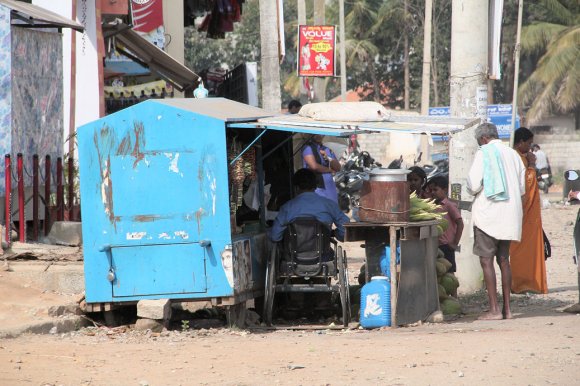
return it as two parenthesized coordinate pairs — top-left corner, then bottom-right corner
(302, 135), (341, 202)
(268, 169), (349, 243)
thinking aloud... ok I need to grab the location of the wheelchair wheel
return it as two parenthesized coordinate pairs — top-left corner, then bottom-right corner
(337, 246), (351, 327)
(263, 247), (277, 326)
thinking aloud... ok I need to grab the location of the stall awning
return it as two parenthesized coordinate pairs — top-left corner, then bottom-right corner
(228, 113), (480, 137)
(104, 23), (200, 92)
(0, 0), (84, 32)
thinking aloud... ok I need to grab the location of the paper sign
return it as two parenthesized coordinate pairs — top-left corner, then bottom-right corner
(297, 25), (336, 77)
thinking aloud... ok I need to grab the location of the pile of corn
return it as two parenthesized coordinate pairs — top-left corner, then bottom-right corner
(409, 192), (448, 234)
(436, 250), (461, 315)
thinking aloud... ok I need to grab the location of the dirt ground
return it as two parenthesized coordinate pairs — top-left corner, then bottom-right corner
(1, 194), (579, 386)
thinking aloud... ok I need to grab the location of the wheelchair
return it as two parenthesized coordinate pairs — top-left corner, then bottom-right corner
(263, 217), (351, 327)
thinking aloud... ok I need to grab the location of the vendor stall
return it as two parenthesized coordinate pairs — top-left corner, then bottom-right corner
(345, 220), (441, 326)
(77, 98), (477, 326)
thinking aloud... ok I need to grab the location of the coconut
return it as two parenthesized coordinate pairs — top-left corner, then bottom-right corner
(436, 261), (447, 277)
(441, 298), (462, 315)
(438, 284), (448, 301)
(437, 257), (452, 272)
(441, 273), (459, 294)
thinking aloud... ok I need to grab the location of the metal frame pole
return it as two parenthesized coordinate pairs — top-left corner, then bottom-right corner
(33, 155), (39, 241)
(44, 155), (51, 236)
(17, 153), (25, 243)
(4, 155), (11, 246)
(509, 0), (524, 147)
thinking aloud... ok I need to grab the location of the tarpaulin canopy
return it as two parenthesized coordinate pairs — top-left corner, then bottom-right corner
(229, 112), (480, 137)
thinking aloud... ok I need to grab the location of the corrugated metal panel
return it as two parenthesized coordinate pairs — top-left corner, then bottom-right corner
(157, 98), (273, 122)
(105, 23), (200, 92)
(252, 114), (480, 135)
(0, 0), (84, 32)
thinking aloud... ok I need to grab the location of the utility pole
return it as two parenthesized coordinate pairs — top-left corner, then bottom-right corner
(259, 0), (282, 112)
(403, 0), (410, 110)
(449, 0), (490, 293)
(420, 0), (433, 163)
(297, 0), (306, 102)
(420, 0), (432, 115)
(339, 0), (347, 101)
(313, 0), (326, 102)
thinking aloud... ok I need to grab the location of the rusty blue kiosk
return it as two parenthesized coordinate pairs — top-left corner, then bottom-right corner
(78, 98), (477, 326)
(78, 98), (360, 323)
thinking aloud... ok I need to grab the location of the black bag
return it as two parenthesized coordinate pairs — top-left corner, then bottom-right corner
(543, 229), (551, 260)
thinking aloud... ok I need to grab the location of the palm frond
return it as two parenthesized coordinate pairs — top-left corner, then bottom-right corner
(283, 72), (301, 98)
(556, 68), (579, 111)
(521, 22), (566, 55)
(540, 0), (576, 26)
(519, 24), (579, 123)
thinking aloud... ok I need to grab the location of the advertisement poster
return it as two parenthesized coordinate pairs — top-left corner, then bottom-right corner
(297, 25), (336, 77)
(131, 0), (165, 48)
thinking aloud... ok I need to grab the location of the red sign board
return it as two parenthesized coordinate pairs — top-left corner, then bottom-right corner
(131, 0), (163, 33)
(297, 25), (336, 77)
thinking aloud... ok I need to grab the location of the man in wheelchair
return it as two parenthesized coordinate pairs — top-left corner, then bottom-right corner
(264, 169), (351, 326)
(268, 168), (349, 247)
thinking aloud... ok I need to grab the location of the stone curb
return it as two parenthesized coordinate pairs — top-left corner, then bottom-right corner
(0, 315), (88, 339)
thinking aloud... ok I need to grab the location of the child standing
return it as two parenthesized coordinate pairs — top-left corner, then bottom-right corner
(427, 176), (464, 279)
(407, 166), (429, 198)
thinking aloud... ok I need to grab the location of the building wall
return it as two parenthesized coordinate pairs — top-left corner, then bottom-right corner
(162, 0), (185, 97)
(33, 0), (74, 156)
(0, 5), (11, 193)
(11, 28), (64, 184)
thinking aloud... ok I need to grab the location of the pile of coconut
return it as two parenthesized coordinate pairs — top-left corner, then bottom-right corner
(436, 250), (461, 315)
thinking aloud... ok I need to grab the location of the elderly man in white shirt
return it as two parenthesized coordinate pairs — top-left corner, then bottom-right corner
(467, 123), (526, 320)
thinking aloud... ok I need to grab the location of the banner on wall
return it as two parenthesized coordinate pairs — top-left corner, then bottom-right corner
(429, 104), (520, 139)
(297, 25), (336, 77)
(104, 79), (173, 98)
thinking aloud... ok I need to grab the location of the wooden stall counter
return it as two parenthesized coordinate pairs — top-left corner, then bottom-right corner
(344, 219), (440, 327)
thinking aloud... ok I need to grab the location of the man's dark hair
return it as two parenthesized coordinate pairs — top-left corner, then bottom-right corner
(288, 100), (302, 110)
(408, 166), (427, 180)
(427, 175), (449, 190)
(532, 144), (540, 150)
(514, 127), (534, 144)
(293, 168), (317, 190)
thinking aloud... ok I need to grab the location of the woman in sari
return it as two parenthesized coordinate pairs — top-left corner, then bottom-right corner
(510, 127), (548, 294)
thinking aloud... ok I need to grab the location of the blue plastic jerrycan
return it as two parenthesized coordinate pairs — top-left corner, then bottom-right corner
(360, 276), (391, 328)
(379, 244), (400, 277)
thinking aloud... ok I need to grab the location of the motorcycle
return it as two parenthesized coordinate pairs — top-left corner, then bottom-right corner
(335, 150), (382, 213)
(564, 169), (580, 313)
(537, 167), (553, 194)
(419, 157), (449, 181)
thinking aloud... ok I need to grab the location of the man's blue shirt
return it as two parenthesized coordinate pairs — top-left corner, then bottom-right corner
(268, 192), (349, 242)
(302, 144), (339, 202)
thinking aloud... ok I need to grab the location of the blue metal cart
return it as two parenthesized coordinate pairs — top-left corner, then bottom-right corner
(77, 98), (477, 323)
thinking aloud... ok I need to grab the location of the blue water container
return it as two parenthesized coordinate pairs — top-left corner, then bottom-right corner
(360, 276), (391, 328)
(380, 244), (400, 277)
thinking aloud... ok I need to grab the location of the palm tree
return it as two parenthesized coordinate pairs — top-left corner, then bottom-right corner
(518, 0), (579, 124)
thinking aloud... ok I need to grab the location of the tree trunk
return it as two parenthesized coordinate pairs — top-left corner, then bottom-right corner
(259, 0), (282, 112)
(403, 0), (410, 110)
(368, 59), (381, 102)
